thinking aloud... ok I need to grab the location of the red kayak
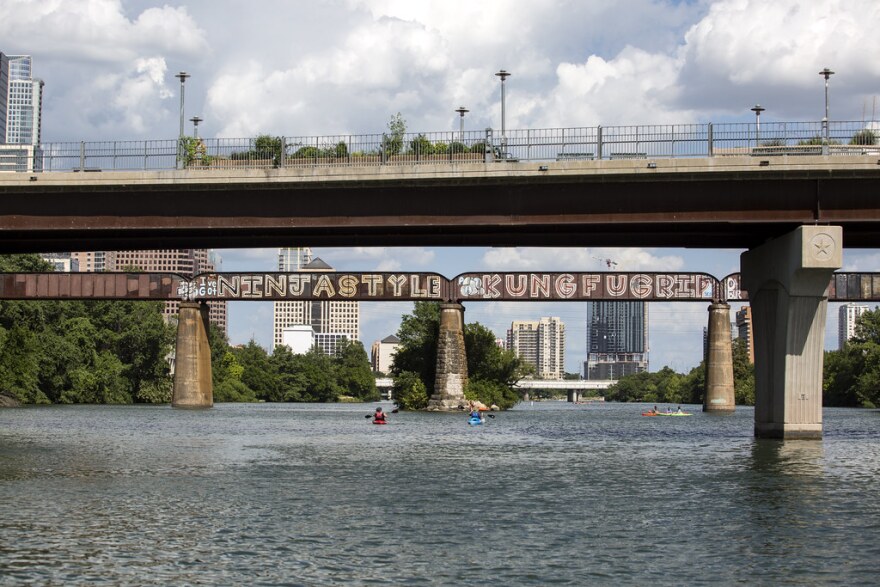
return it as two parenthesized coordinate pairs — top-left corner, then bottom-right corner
(641, 412), (659, 417)
(372, 420), (387, 425)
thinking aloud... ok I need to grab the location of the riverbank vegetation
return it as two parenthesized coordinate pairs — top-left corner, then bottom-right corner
(2, 252), (877, 409)
(390, 301), (532, 410)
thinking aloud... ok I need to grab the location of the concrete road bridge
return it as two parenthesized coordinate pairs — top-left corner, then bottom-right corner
(2, 121), (880, 438)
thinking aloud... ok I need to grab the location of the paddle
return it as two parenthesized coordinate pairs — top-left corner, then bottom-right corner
(365, 408), (398, 418)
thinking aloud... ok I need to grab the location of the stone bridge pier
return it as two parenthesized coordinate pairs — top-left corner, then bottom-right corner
(704, 302), (735, 412)
(427, 302), (469, 410)
(741, 225), (842, 439)
(172, 301), (213, 408)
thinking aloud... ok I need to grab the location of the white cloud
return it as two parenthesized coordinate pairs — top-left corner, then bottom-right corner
(0, 0), (208, 63)
(481, 247), (684, 272)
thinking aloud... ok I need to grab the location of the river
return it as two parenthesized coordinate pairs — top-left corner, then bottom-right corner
(1, 402), (878, 585)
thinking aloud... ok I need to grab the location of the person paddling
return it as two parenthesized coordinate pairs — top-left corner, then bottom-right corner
(373, 407), (387, 424)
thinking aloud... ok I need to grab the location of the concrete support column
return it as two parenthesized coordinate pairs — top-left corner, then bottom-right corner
(172, 301), (213, 409)
(704, 302), (735, 412)
(741, 226), (842, 439)
(567, 389), (580, 403)
(428, 303), (469, 411)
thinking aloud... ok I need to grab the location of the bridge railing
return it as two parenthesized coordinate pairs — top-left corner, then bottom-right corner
(22, 120), (880, 172)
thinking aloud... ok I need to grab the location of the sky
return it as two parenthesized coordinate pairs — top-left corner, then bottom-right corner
(3, 0), (880, 373)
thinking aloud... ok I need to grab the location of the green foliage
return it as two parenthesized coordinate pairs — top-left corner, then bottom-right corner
(334, 339), (380, 401)
(290, 141), (350, 159)
(231, 134), (285, 166)
(409, 134), (434, 156)
(393, 371), (429, 410)
(391, 306), (526, 410)
(390, 301), (440, 389)
(0, 255), (175, 405)
(849, 129), (877, 146)
(731, 338), (755, 405)
(824, 307), (880, 408)
(382, 112), (406, 155)
(180, 136), (212, 167)
(797, 135), (840, 146)
(604, 338), (755, 407)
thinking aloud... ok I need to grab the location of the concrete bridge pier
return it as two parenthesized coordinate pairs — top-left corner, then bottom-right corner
(427, 303), (469, 411)
(741, 225), (842, 439)
(704, 302), (735, 412)
(567, 389), (581, 403)
(172, 301), (213, 409)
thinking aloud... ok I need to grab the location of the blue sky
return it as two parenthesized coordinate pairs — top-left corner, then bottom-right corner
(3, 0), (879, 372)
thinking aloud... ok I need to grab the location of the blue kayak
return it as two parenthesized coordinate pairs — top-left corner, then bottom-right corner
(468, 417), (484, 425)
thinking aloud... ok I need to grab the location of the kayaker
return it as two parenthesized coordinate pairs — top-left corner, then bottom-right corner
(676, 406), (684, 414)
(373, 407), (387, 423)
(652, 405), (659, 414)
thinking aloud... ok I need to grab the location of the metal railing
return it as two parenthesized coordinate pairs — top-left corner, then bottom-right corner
(6, 120), (878, 173)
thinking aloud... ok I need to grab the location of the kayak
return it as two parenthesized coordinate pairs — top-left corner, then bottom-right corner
(372, 420), (387, 425)
(641, 412), (659, 417)
(656, 412), (693, 417)
(468, 417), (484, 426)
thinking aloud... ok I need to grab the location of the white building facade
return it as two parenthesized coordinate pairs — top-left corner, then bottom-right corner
(838, 303), (870, 349)
(272, 248), (360, 356)
(3, 55), (43, 145)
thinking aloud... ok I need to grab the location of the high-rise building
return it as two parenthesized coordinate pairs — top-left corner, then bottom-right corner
(3, 55), (44, 145)
(507, 317), (566, 380)
(0, 53), (9, 141)
(584, 301), (648, 380)
(371, 334), (400, 374)
(70, 251), (116, 273)
(839, 303), (870, 349)
(735, 305), (754, 363)
(273, 250), (360, 356)
(68, 248), (227, 334)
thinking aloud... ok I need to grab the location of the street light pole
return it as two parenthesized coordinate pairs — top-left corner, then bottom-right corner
(454, 106), (469, 145)
(751, 104), (765, 146)
(495, 69), (511, 157)
(819, 67), (834, 150)
(175, 71), (190, 169)
(190, 116), (203, 139)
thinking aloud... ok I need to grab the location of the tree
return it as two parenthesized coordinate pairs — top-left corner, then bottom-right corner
(731, 337), (755, 405)
(334, 339), (380, 401)
(824, 308), (880, 408)
(409, 134), (434, 157)
(234, 339), (281, 400)
(393, 370), (429, 410)
(382, 112), (406, 156)
(390, 301), (440, 391)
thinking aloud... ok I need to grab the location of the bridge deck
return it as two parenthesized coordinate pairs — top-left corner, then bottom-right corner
(1, 155), (879, 252)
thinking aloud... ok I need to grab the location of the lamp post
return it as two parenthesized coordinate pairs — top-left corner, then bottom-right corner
(495, 69), (511, 157)
(190, 116), (203, 139)
(819, 67), (834, 150)
(454, 106), (469, 145)
(750, 104), (765, 146)
(175, 71), (190, 169)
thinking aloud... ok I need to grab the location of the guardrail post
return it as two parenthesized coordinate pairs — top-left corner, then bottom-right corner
(279, 136), (286, 168)
(79, 141), (85, 172)
(597, 126), (603, 160)
(707, 123), (714, 157)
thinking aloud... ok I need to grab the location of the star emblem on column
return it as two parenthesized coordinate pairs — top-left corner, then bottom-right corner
(810, 234), (834, 260)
